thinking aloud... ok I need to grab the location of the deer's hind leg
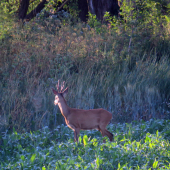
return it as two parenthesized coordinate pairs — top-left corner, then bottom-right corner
(105, 129), (113, 141)
(98, 126), (107, 142)
(98, 126), (113, 142)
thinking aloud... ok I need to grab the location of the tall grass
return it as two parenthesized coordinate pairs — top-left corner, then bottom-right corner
(0, 2), (170, 132)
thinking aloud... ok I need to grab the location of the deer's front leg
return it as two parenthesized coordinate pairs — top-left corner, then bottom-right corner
(74, 128), (80, 142)
(67, 123), (80, 142)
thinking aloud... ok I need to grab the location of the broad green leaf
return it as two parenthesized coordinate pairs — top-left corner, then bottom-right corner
(153, 159), (158, 168)
(96, 157), (100, 168)
(83, 135), (88, 146)
(79, 135), (82, 144)
(156, 130), (159, 138)
(118, 162), (121, 169)
(92, 138), (98, 147)
(20, 155), (25, 161)
(149, 143), (153, 149)
(167, 3), (170, 8)
(30, 154), (36, 163)
(145, 133), (151, 143)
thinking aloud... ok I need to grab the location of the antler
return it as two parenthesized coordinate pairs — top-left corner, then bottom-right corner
(56, 80), (60, 92)
(56, 80), (66, 92)
(61, 81), (65, 92)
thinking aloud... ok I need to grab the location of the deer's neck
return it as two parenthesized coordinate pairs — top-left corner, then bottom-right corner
(58, 99), (70, 118)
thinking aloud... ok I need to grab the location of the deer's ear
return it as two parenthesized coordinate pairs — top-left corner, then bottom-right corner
(52, 88), (58, 95)
(63, 87), (68, 98)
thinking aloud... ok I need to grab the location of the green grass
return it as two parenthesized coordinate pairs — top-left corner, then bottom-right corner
(1, 119), (170, 169)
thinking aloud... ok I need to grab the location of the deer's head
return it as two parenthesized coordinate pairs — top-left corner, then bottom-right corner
(52, 80), (68, 105)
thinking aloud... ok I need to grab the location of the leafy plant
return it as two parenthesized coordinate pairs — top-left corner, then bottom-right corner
(1, 120), (170, 169)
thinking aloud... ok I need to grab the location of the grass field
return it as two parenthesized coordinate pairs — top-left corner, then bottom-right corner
(1, 119), (170, 169)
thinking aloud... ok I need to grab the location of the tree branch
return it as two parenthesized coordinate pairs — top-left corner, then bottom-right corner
(25, 0), (47, 21)
(56, 0), (69, 13)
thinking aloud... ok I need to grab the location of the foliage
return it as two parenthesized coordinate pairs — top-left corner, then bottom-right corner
(0, 0), (17, 39)
(1, 120), (170, 169)
(104, 0), (170, 56)
(0, 0), (78, 39)
(0, 0), (19, 15)
(87, 12), (102, 28)
(44, 0), (79, 18)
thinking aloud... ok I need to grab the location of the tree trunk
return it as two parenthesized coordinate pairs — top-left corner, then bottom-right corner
(18, 0), (119, 22)
(88, 0), (120, 21)
(18, 0), (30, 20)
(78, 0), (88, 22)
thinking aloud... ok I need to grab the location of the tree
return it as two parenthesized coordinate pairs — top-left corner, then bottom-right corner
(18, 0), (47, 21)
(88, 0), (120, 21)
(18, 0), (30, 20)
(78, 0), (88, 22)
(17, 0), (120, 22)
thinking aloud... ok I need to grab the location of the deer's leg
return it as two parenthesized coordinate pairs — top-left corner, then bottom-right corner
(98, 126), (107, 142)
(73, 130), (77, 142)
(105, 129), (113, 142)
(74, 128), (80, 142)
(67, 124), (79, 142)
(98, 125), (113, 142)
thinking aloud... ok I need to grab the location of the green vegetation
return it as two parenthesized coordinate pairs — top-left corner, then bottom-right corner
(1, 119), (170, 169)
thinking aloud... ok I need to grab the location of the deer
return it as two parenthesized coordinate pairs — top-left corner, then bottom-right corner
(52, 80), (113, 142)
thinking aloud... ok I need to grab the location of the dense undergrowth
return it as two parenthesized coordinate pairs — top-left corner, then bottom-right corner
(1, 119), (170, 169)
(0, 0), (170, 132)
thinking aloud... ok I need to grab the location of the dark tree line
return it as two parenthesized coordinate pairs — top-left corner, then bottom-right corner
(18, 0), (120, 22)
(18, 0), (47, 21)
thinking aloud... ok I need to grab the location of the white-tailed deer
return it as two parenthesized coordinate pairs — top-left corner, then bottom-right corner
(52, 80), (113, 142)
